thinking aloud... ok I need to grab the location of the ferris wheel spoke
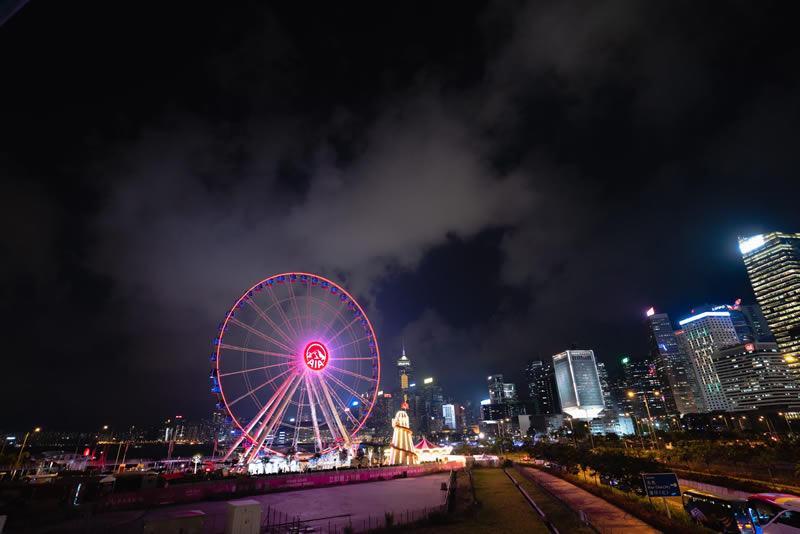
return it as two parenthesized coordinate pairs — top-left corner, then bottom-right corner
(227, 367), (294, 407)
(329, 333), (372, 352)
(315, 374), (351, 447)
(219, 361), (290, 377)
(326, 364), (377, 383)
(227, 317), (296, 354)
(286, 283), (306, 337)
(266, 285), (300, 339)
(327, 385), (361, 427)
(219, 343), (297, 360)
(323, 372), (370, 404)
(246, 299), (296, 347)
(239, 369), (298, 435)
(317, 298), (348, 339)
(326, 315), (362, 344)
(332, 356), (375, 361)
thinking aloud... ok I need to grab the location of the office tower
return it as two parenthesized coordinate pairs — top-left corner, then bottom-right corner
(713, 342), (799, 411)
(442, 404), (456, 430)
(525, 359), (560, 415)
(675, 331), (707, 413)
(552, 350), (605, 420)
(418, 377), (444, 435)
(397, 345), (413, 390)
(488, 374), (506, 402)
(740, 233), (800, 371)
(740, 304), (775, 342)
(620, 356), (667, 418)
(595, 362), (615, 412)
(644, 310), (698, 415)
(678, 310), (741, 411)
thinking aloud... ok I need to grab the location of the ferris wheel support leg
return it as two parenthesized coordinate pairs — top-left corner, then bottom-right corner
(306, 376), (338, 444)
(245, 376), (302, 464)
(317, 375), (351, 449)
(220, 435), (246, 463)
(220, 371), (297, 463)
(306, 381), (323, 452)
(244, 373), (299, 459)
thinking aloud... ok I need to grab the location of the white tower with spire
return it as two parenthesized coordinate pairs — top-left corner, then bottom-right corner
(397, 342), (412, 390)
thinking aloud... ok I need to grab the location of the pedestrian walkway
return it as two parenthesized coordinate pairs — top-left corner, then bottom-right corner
(519, 466), (661, 534)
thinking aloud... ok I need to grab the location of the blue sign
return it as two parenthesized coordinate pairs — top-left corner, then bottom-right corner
(642, 473), (680, 497)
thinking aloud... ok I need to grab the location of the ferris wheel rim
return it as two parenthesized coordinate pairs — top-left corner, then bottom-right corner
(212, 272), (381, 456)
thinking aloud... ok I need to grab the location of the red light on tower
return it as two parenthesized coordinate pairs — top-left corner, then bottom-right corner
(745, 343), (755, 352)
(303, 341), (329, 371)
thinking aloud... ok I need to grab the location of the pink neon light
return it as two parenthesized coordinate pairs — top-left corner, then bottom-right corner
(304, 341), (329, 371)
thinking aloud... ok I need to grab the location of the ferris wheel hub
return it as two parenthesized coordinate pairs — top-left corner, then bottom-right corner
(303, 341), (329, 371)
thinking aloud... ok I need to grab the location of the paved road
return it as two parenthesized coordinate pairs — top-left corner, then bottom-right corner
(47, 473), (449, 534)
(520, 467), (661, 534)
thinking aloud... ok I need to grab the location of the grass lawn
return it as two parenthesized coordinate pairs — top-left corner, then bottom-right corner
(410, 469), (550, 534)
(512, 468), (595, 534)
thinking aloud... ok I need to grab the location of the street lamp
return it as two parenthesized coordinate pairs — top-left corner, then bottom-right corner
(629, 391), (658, 449)
(13, 427), (40, 479)
(779, 412), (792, 435)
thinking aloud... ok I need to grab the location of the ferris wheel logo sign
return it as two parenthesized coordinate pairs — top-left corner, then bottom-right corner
(303, 341), (329, 371)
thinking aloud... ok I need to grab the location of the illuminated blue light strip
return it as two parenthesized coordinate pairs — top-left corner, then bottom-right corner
(678, 311), (730, 326)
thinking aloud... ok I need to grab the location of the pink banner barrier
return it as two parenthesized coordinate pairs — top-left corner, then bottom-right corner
(99, 462), (462, 510)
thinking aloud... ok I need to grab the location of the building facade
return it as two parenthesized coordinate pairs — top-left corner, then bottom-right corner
(678, 310), (741, 412)
(740, 233), (800, 372)
(524, 359), (560, 415)
(713, 342), (799, 411)
(553, 350), (605, 420)
(644, 311), (698, 415)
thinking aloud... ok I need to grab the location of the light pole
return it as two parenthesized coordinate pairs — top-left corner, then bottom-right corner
(12, 427), (40, 479)
(626, 412), (646, 450)
(779, 412), (793, 436)
(629, 391), (658, 449)
(759, 416), (777, 437)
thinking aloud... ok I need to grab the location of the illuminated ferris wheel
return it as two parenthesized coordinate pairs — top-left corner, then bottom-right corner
(210, 273), (381, 465)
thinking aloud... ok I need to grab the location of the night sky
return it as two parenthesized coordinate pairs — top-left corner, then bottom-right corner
(2, 2), (799, 430)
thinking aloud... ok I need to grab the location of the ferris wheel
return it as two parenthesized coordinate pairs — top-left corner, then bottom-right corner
(210, 273), (381, 466)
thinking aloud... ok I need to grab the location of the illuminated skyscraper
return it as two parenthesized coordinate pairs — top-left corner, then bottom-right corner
(739, 232), (800, 373)
(525, 359), (560, 415)
(678, 310), (740, 411)
(397, 345), (413, 390)
(553, 350), (605, 420)
(712, 342), (799, 411)
(644, 310), (698, 415)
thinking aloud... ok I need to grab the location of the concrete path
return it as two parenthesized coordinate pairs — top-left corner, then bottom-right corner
(520, 467), (661, 534)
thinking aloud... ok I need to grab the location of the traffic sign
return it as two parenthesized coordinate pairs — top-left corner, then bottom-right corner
(641, 473), (680, 497)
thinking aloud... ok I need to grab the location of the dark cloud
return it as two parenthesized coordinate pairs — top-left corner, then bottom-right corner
(1, 1), (799, 428)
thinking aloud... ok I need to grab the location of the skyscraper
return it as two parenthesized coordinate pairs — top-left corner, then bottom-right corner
(713, 342), (799, 411)
(644, 310), (698, 415)
(595, 362), (615, 412)
(442, 404), (456, 430)
(740, 233), (800, 371)
(740, 304), (775, 342)
(678, 310), (741, 411)
(553, 350), (605, 420)
(621, 356), (667, 418)
(397, 345), (413, 390)
(525, 359), (560, 415)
